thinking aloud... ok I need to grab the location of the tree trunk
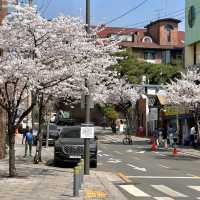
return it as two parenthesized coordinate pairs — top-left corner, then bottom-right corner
(0, 108), (5, 159)
(37, 95), (44, 162)
(7, 115), (16, 177)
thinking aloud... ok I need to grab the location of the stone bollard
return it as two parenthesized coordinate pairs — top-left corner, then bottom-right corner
(73, 166), (80, 197)
(80, 159), (84, 186)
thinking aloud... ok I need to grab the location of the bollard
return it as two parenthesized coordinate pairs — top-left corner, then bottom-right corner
(73, 166), (80, 197)
(80, 159), (84, 185)
(78, 162), (82, 189)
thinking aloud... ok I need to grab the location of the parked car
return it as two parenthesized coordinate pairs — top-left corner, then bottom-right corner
(54, 126), (97, 167)
(33, 123), (60, 146)
(55, 111), (75, 126)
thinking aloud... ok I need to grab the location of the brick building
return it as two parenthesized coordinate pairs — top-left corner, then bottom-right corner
(98, 18), (184, 65)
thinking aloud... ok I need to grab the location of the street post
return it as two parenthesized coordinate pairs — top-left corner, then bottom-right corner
(83, 0), (91, 175)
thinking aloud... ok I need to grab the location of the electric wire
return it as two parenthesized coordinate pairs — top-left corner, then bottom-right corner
(105, 0), (149, 25)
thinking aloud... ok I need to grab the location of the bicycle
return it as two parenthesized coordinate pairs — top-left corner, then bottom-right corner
(122, 134), (133, 145)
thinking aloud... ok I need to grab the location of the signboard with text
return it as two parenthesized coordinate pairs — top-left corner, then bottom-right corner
(81, 126), (94, 138)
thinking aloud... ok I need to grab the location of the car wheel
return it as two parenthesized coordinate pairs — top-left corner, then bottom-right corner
(90, 159), (97, 168)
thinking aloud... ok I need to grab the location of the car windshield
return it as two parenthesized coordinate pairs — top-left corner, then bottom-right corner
(62, 111), (70, 119)
(60, 127), (80, 138)
(49, 124), (57, 130)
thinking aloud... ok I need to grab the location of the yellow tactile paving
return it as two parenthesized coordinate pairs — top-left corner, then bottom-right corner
(84, 189), (107, 199)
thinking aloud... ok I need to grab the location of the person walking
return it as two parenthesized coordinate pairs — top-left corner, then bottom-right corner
(167, 125), (175, 147)
(23, 127), (33, 157)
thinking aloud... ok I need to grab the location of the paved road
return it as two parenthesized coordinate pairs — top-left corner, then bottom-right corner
(96, 133), (200, 200)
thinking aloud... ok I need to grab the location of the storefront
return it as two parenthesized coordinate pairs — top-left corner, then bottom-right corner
(160, 105), (193, 144)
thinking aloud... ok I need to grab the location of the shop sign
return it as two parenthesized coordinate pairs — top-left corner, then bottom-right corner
(164, 106), (185, 116)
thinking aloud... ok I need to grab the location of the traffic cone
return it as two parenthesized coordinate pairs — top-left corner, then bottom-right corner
(151, 142), (157, 151)
(172, 147), (177, 156)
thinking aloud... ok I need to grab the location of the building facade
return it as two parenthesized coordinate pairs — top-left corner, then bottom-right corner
(185, 0), (200, 66)
(98, 18), (184, 65)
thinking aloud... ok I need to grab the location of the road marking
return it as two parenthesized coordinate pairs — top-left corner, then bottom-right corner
(117, 172), (131, 183)
(128, 176), (198, 179)
(136, 150), (145, 154)
(154, 152), (167, 157)
(98, 154), (103, 157)
(186, 173), (196, 177)
(114, 151), (123, 155)
(159, 164), (170, 169)
(119, 185), (150, 197)
(126, 149), (133, 153)
(102, 154), (110, 157)
(127, 163), (147, 172)
(98, 150), (102, 153)
(107, 158), (121, 164)
(154, 197), (174, 200)
(181, 152), (200, 158)
(133, 157), (141, 160)
(188, 186), (200, 192)
(151, 185), (187, 197)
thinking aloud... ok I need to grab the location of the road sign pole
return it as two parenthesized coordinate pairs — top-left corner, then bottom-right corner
(84, 0), (91, 175)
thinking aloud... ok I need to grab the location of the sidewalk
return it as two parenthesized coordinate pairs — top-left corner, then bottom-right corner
(0, 134), (127, 200)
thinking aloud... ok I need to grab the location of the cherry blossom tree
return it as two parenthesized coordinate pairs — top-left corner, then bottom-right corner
(99, 77), (140, 132)
(165, 68), (200, 138)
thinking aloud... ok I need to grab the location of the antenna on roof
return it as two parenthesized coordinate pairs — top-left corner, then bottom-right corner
(154, 8), (163, 20)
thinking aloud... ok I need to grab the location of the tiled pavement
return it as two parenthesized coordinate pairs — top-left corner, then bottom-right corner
(0, 134), (127, 200)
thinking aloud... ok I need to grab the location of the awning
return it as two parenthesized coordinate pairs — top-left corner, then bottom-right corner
(157, 95), (168, 105)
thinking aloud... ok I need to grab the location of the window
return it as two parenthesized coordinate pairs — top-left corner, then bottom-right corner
(188, 5), (196, 28)
(165, 24), (174, 42)
(110, 34), (133, 42)
(142, 36), (152, 43)
(144, 51), (156, 60)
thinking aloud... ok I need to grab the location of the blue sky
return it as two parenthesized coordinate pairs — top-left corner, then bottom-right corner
(34, 0), (185, 30)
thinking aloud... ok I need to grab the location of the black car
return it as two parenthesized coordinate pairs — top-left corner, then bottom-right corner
(54, 126), (97, 167)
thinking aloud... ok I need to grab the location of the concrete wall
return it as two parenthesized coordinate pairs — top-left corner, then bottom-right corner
(185, 0), (200, 45)
(185, 42), (200, 66)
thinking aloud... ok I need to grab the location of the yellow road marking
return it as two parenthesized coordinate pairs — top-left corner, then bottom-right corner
(117, 172), (131, 183)
(84, 189), (107, 198)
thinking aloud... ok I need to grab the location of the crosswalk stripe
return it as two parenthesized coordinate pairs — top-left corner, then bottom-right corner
(188, 186), (200, 192)
(119, 185), (150, 197)
(152, 185), (187, 197)
(154, 197), (175, 200)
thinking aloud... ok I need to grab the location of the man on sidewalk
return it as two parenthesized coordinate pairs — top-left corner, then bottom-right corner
(23, 127), (33, 157)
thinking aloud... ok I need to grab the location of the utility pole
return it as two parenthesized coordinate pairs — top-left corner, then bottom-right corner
(28, 0), (32, 6)
(84, 0), (91, 175)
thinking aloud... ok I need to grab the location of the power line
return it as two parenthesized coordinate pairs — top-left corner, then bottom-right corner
(125, 3), (200, 28)
(105, 0), (149, 25)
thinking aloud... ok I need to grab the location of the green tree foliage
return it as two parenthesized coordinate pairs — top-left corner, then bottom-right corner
(114, 48), (183, 84)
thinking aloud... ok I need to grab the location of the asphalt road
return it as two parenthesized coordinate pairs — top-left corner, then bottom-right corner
(96, 132), (200, 200)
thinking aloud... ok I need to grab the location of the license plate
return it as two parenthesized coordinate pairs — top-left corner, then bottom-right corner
(69, 155), (81, 159)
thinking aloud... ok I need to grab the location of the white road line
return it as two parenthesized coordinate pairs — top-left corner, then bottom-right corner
(159, 164), (170, 169)
(152, 185), (187, 197)
(114, 151), (123, 155)
(188, 186), (200, 192)
(98, 154), (103, 157)
(102, 154), (110, 157)
(133, 157), (141, 160)
(136, 150), (145, 154)
(119, 185), (150, 197)
(107, 158), (121, 164)
(126, 149), (133, 153)
(154, 197), (175, 200)
(127, 163), (147, 172)
(186, 173), (196, 177)
(128, 176), (195, 179)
